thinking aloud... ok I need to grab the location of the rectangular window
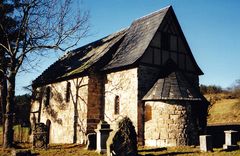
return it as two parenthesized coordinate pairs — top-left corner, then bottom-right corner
(44, 86), (51, 107)
(151, 31), (161, 48)
(66, 82), (71, 102)
(170, 35), (177, 51)
(179, 53), (186, 70)
(162, 50), (169, 64)
(154, 48), (161, 65)
(161, 32), (170, 50)
(114, 96), (120, 114)
(170, 52), (177, 65)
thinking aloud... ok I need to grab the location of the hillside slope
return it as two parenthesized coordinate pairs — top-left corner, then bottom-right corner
(205, 93), (240, 125)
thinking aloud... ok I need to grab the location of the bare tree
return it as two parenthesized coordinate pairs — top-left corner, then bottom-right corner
(0, 0), (89, 148)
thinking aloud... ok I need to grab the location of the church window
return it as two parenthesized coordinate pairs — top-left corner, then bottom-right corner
(66, 82), (71, 102)
(114, 96), (120, 114)
(44, 86), (51, 107)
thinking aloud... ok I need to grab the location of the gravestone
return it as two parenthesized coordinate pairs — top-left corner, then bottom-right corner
(199, 135), (213, 152)
(86, 133), (96, 150)
(33, 123), (48, 149)
(95, 120), (112, 154)
(223, 130), (239, 151)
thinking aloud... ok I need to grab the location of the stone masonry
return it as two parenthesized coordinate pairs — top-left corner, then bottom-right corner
(144, 101), (197, 147)
(137, 65), (162, 143)
(30, 77), (89, 144)
(87, 72), (105, 134)
(104, 68), (138, 132)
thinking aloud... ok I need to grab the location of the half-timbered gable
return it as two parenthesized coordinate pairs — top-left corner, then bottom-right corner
(140, 7), (202, 75)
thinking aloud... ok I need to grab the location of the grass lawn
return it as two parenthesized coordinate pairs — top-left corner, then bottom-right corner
(138, 146), (240, 156)
(206, 94), (240, 125)
(0, 125), (30, 144)
(0, 144), (105, 156)
(1, 144), (240, 156)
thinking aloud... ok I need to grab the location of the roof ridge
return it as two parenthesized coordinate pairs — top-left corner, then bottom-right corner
(65, 27), (128, 56)
(133, 5), (171, 22)
(45, 28), (127, 70)
(33, 27), (127, 87)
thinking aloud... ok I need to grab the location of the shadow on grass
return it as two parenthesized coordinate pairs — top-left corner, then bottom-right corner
(138, 151), (195, 156)
(12, 143), (31, 149)
(207, 124), (240, 148)
(49, 144), (85, 149)
(138, 147), (167, 152)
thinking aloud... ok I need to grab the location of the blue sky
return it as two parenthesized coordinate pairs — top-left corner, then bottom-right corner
(16, 0), (240, 95)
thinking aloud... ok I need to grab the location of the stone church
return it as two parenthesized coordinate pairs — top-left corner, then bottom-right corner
(31, 6), (208, 147)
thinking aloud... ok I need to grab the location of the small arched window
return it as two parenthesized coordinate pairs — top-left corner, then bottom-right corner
(114, 96), (120, 114)
(44, 86), (51, 107)
(66, 82), (71, 102)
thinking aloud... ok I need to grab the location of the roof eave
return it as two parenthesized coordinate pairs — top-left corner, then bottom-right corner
(142, 98), (202, 101)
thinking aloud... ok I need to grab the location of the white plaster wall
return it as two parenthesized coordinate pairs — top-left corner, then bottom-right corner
(104, 68), (138, 132)
(31, 76), (88, 144)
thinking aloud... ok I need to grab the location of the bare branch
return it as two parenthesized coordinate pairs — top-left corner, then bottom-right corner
(0, 24), (13, 56)
(2, 0), (90, 76)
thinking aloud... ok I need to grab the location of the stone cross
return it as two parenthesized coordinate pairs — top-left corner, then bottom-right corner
(199, 135), (213, 152)
(95, 120), (112, 154)
(223, 130), (239, 151)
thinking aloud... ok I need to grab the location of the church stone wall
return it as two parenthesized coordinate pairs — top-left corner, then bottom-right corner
(137, 65), (200, 146)
(30, 66), (201, 146)
(144, 101), (197, 147)
(87, 72), (105, 133)
(104, 68), (138, 132)
(30, 76), (89, 144)
(137, 65), (162, 143)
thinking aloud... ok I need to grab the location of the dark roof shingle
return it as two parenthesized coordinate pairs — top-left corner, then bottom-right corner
(103, 6), (170, 70)
(33, 29), (127, 87)
(143, 71), (202, 101)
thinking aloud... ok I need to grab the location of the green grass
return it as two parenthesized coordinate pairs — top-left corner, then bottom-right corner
(1, 144), (240, 156)
(206, 94), (240, 124)
(33, 144), (104, 156)
(138, 146), (240, 156)
(0, 125), (30, 144)
(0, 144), (105, 156)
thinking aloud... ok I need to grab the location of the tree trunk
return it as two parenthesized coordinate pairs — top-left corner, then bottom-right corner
(0, 51), (7, 145)
(3, 72), (15, 148)
(1, 74), (7, 144)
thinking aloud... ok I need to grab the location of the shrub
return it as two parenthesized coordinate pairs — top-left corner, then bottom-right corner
(200, 84), (223, 94)
(109, 117), (138, 156)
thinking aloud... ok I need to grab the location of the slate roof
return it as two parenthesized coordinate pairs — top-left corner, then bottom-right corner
(33, 29), (127, 87)
(33, 6), (203, 87)
(142, 71), (202, 101)
(103, 6), (169, 70)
